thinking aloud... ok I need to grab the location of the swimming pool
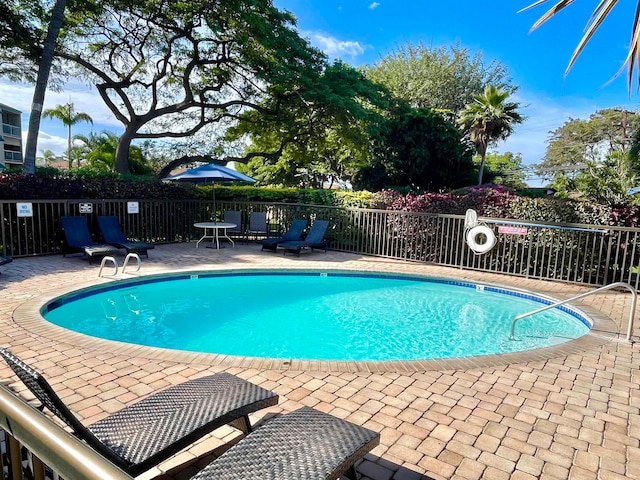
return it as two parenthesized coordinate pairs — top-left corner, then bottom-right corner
(42, 270), (591, 362)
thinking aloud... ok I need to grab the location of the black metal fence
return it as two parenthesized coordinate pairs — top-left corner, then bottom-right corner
(1, 199), (639, 287)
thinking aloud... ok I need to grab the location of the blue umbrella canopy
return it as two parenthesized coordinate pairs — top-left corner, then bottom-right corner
(164, 163), (256, 220)
(164, 163), (256, 183)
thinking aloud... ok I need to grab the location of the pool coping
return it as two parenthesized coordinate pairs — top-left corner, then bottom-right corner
(12, 267), (621, 373)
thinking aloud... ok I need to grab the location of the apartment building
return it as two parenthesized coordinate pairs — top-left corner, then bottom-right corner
(0, 103), (23, 169)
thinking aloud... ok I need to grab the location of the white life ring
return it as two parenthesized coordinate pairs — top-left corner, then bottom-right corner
(466, 225), (496, 254)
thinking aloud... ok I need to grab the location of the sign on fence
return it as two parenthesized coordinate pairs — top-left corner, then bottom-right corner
(79, 203), (93, 213)
(498, 225), (528, 235)
(127, 202), (139, 214)
(16, 203), (33, 217)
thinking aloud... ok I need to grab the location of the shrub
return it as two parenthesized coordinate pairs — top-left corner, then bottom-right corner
(384, 185), (619, 226)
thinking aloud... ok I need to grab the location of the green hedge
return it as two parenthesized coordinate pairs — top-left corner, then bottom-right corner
(0, 172), (374, 207)
(2, 173), (639, 227)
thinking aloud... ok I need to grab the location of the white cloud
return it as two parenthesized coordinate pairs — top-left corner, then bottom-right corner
(302, 31), (366, 57)
(26, 131), (68, 157)
(369, 2), (380, 9)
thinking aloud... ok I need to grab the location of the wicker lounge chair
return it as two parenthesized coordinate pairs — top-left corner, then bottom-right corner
(61, 216), (121, 263)
(97, 216), (155, 257)
(260, 218), (307, 252)
(0, 348), (279, 476)
(190, 406), (379, 480)
(279, 220), (330, 256)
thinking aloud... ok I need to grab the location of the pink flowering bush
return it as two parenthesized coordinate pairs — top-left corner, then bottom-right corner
(382, 185), (631, 227)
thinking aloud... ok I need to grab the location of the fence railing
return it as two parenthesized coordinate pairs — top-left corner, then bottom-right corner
(1, 199), (639, 288)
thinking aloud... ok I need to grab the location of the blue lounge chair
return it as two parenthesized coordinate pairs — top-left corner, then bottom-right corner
(279, 220), (330, 256)
(97, 216), (155, 257)
(61, 216), (121, 263)
(260, 218), (307, 251)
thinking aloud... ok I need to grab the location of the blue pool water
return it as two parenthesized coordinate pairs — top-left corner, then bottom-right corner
(43, 272), (591, 361)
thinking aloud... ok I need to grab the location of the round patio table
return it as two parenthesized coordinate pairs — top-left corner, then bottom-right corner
(194, 222), (237, 249)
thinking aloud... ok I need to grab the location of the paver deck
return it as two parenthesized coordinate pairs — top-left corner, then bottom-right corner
(0, 243), (638, 480)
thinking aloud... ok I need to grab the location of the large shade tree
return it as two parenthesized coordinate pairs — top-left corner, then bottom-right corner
(353, 107), (475, 192)
(0, 0), (43, 82)
(362, 43), (515, 116)
(537, 108), (640, 184)
(458, 85), (524, 185)
(233, 62), (392, 188)
(52, 0), (362, 174)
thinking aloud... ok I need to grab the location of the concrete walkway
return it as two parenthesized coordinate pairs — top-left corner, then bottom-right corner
(0, 243), (638, 480)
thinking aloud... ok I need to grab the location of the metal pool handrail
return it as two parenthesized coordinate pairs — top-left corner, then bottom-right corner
(0, 385), (134, 480)
(509, 282), (637, 341)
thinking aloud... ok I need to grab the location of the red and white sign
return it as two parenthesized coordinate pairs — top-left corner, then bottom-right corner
(498, 225), (528, 235)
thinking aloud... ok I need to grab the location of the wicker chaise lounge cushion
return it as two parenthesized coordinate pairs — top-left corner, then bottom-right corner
(88, 373), (278, 472)
(191, 406), (380, 480)
(0, 348), (279, 476)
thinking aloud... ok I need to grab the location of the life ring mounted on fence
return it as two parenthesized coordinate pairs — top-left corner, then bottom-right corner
(466, 225), (497, 254)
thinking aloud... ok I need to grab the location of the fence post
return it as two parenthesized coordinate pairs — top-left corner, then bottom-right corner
(602, 233), (613, 285)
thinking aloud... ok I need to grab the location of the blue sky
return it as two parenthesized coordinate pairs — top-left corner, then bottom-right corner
(0, 0), (635, 185)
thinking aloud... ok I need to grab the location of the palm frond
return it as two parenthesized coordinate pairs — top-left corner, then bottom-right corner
(522, 0), (640, 91)
(624, 1), (640, 90)
(523, 0), (575, 32)
(566, 0), (617, 74)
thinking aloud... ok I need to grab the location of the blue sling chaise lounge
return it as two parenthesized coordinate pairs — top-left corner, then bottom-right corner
(279, 220), (330, 256)
(97, 216), (155, 258)
(260, 218), (307, 252)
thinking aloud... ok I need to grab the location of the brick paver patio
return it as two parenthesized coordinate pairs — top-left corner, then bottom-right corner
(0, 243), (638, 480)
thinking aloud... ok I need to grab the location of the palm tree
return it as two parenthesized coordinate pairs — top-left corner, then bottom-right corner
(458, 85), (524, 185)
(520, 0), (640, 90)
(37, 149), (56, 167)
(22, 0), (68, 174)
(74, 131), (118, 171)
(42, 102), (93, 168)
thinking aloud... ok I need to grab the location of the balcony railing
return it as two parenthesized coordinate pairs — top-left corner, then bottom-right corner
(2, 123), (20, 137)
(3, 151), (22, 162)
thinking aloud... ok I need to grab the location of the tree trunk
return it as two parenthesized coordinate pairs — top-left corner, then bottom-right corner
(477, 149), (487, 185)
(22, 0), (67, 174)
(67, 123), (72, 168)
(476, 141), (488, 185)
(115, 128), (134, 173)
